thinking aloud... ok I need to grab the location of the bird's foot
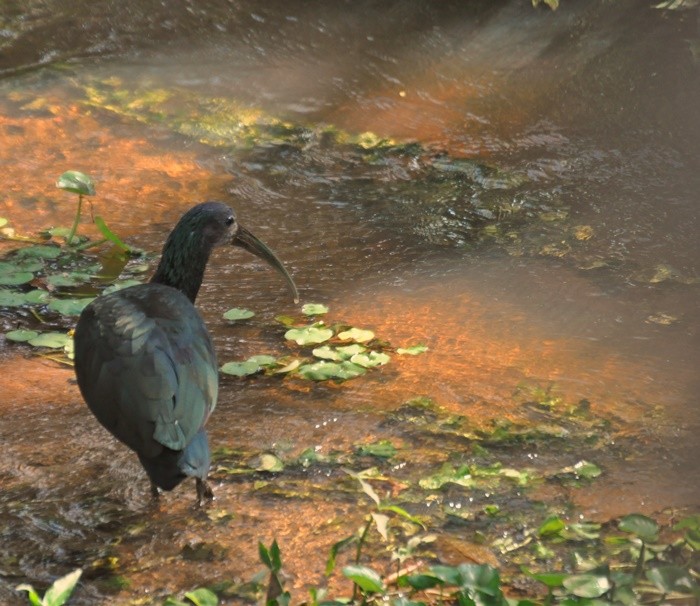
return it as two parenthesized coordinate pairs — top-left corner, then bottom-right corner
(195, 478), (214, 507)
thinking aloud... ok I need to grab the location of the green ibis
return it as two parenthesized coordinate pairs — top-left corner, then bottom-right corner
(74, 201), (298, 503)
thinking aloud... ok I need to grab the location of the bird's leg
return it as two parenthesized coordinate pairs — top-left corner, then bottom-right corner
(196, 477), (214, 506)
(150, 481), (161, 500)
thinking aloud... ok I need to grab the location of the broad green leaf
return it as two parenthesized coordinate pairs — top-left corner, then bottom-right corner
(342, 565), (385, 593)
(56, 170), (96, 196)
(275, 314), (296, 327)
(350, 351), (390, 368)
(46, 272), (92, 288)
(538, 515), (566, 537)
(269, 539), (282, 571)
(336, 344), (367, 357)
(405, 574), (442, 590)
(220, 361), (262, 377)
(43, 568), (83, 606)
(28, 332), (71, 349)
(259, 542), (273, 569)
(529, 572), (567, 588)
(0, 290), (27, 306)
(0, 270), (33, 285)
(15, 245), (62, 259)
(396, 344), (429, 355)
(248, 355), (277, 366)
(311, 345), (342, 361)
(223, 308), (255, 321)
(619, 514), (659, 542)
(5, 329), (40, 342)
(302, 303), (329, 316)
(285, 325), (333, 345)
(0, 259), (43, 273)
(562, 573), (611, 598)
(646, 565), (697, 594)
(297, 360), (366, 381)
(337, 327), (375, 343)
(48, 297), (94, 316)
(184, 587), (218, 606)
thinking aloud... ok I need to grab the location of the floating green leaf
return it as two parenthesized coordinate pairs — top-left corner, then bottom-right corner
(15, 245), (62, 259)
(5, 329), (40, 342)
(46, 272), (92, 288)
(397, 344), (429, 355)
(560, 459), (602, 479)
(297, 360), (366, 381)
(48, 297), (94, 316)
(350, 351), (390, 368)
(0, 217), (7, 228)
(220, 361), (263, 377)
(311, 345), (343, 361)
(337, 327), (375, 343)
(56, 170), (96, 196)
(285, 325), (333, 345)
(28, 332), (71, 349)
(0, 270), (33, 285)
(302, 303), (329, 316)
(223, 307), (255, 321)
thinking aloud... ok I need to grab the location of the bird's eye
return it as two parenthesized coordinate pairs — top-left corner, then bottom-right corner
(225, 216), (234, 226)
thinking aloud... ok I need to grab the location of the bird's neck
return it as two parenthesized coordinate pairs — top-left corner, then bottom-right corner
(150, 233), (212, 303)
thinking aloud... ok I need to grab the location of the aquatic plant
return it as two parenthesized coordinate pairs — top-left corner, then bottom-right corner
(1, 173), (143, 362)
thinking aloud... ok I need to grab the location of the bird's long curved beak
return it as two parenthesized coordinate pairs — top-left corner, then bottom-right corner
(234, 225), (299, 304)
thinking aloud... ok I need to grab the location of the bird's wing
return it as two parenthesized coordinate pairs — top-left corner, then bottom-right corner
(74, 284), (218, 459)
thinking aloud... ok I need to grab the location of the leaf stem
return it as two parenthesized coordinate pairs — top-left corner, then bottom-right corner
(66, 193), (83, 246)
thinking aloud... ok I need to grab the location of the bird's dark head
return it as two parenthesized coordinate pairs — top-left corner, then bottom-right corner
(152, 201), (298, 304)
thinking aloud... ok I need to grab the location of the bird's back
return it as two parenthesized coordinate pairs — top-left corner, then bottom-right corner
(74, 283), (218, 485)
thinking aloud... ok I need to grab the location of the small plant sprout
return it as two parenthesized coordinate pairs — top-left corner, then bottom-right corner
(55, 170), (130, 251)
(16, 568), (82, 606)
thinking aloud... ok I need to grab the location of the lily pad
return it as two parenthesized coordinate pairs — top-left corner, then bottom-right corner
(223, 307), (255, 321)
(312, 345), (343, 361)
(28, 332), (71, 349)
(5, 329), (40, 342)
(0, 271), (34, 286)
(619, 514), (659, 542)
(285, 325), (334, 345)
(220, 360), (263, 377)
(562, 573), (611, 598)
(338, 327), (375, 343)
(302, 303), (329, 316)
(297, 360), (366, 381)
(48, 297), (94, 316)
(46, 272), (93, 288)
(56, 170), (96, 196)
(15, 245), (62, 259)
(350, 351), (390, 368)
(250, 453), (284, 472)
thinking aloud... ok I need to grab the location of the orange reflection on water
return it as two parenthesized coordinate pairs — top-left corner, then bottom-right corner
(0, 100), (230, 236)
